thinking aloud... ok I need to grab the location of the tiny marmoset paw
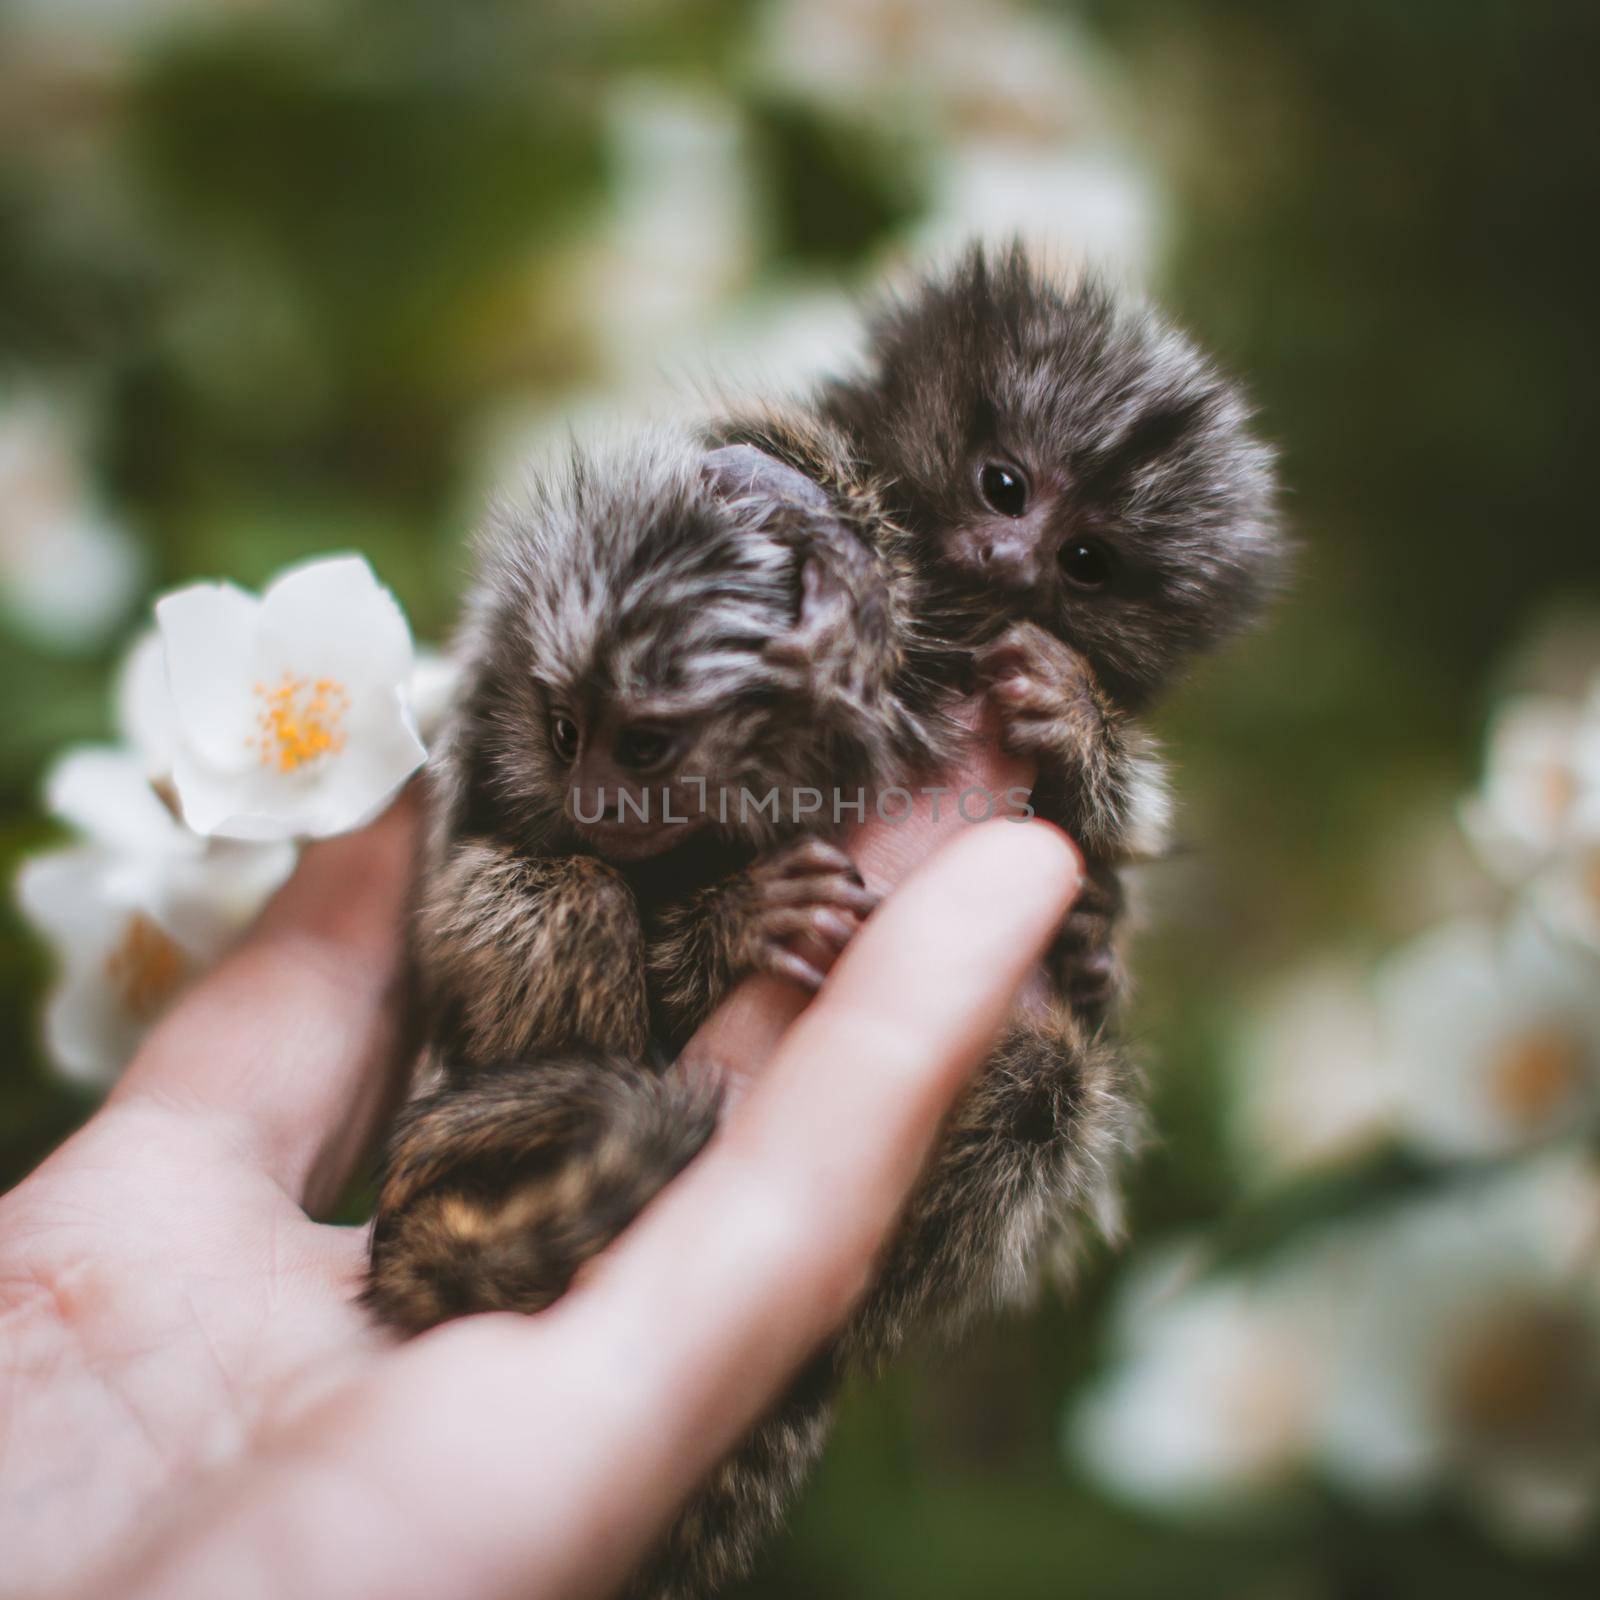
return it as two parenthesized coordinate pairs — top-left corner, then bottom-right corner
(765, 549), (892, 709)
(1057, 907), (1122, 1017)
(975, 621), (1103, 758)
(737, 835), (880, 991)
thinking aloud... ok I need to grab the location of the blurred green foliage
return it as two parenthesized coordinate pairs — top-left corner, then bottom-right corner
(2, 0), (1598, 1594)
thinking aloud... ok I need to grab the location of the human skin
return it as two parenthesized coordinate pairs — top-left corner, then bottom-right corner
(0, 734), (1077, 1600)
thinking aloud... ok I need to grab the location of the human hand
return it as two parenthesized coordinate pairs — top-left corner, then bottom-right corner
(0, 745), (1078, 1600)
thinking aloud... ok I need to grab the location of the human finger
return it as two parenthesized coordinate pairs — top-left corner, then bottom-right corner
(678, 696), (1035, 1096)
(114, 792), (419, 1214)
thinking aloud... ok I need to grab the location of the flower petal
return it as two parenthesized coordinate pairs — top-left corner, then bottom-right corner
(407, 648), (461, 744)
(257, 554), (414, 687)
(157, 581), (262, 773)
(42, 965), (147, 1088)
(44, 745), (196, 857)
(159, 839), (297, 952)
(171, 746), (300, 842)
(116, 628), (181, 775)
(16, 848), (114, 948)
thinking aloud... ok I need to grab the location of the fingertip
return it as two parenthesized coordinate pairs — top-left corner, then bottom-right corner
(1003, 813), (1085, 893)
(928, 813), (1083, 920)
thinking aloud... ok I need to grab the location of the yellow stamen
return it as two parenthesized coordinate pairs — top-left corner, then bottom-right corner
(1489, 1025), (1587, 1128)
(1450, 1305), (1590, 1449)
(249, 672), (350, 773)
(104, 913), (188, 1021)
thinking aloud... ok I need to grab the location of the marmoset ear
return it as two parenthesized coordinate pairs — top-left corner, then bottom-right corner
(699, 442), (834, 522)
(701, 445), (898, 683)
(701, 442), (877, 628)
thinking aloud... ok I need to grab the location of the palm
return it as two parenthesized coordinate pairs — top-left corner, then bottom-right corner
(0, 807), (411, 1598)
(1, 1090), (386, 1596)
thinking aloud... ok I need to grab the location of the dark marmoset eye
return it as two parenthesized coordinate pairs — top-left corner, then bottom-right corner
(1060, 541), (1114, 591)
(614, 724), (679, 774)
(550, 714), (580, 762)
(979, 462), (1028, 518)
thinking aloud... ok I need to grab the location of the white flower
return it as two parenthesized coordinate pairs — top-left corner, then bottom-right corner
(1460, 694), (1600, 883)
(0, 393), (142, 652)
(582, 84), (755, 384)
(1374, 915), (1600, 1160)
(1231, 957), (1395, 1183)
(1076, 1157), (1600, 1546)
(697, 291), (867, 400)
(1519, 682), (1600, 951)
(1314, 1152), (1600, 1548)
(114, 628), (182, 777)
(918, 143), (1163, 287)
(155, 555), (426, 841)
(1069, 1247), (1328, 1509)
(17, 748), (294, 1085)
(1527, 841), (1600, 958)
(406, 647), (462, 746)
(755, 0), (1100, 141)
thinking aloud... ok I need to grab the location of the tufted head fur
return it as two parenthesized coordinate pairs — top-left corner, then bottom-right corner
(820, 242), (1284, 710)
(432, 432), (876, 863)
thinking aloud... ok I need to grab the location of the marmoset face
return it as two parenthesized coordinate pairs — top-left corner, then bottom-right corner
(457, 436), (821, 859)
(825, 247), (1283, 709)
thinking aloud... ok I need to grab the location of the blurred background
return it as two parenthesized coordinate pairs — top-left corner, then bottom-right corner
(4, 1), (1599, 1595)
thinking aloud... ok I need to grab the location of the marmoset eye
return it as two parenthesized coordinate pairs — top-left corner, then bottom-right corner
(550, 714), (580, 762)
(979, 462), (1028, 518)
(1060, 541), (1114, 591)
(614, 724), (679, 774)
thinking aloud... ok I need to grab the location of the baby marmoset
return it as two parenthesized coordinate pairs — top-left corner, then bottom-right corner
(721, 244), (1281, 1022)
(366, 245), (1282, 1600)
(365, 430), (933, 1331)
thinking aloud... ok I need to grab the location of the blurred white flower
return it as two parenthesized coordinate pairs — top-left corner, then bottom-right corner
(155, 555), (426, 841)
(1374, 915), (1600, 1160)
(406, 648), (461, 746)
(1232, 957), (1395, 1183)
(1315, 1152), (1600, 1548)
(114, 627), (181, 777)
(756, 0), (1162, 283)
(695, 291), (867, 401)
(1077, 1157), (1600, 1545)
(1070, 1249), (1328, 1509)
(1527, 841), (1600, 957)
(756, 0), (1101, 141)
(917, 143), (1162, 287)
(1460, 693), (1600, 883)
(585, 83), (756, 383)
(0, 394), (142, 652)
(17, 748), (294, 1085)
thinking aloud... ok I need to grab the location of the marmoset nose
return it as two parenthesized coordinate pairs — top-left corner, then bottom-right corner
(975, 536), (1040, 591)
(613, 724), (679, 774)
